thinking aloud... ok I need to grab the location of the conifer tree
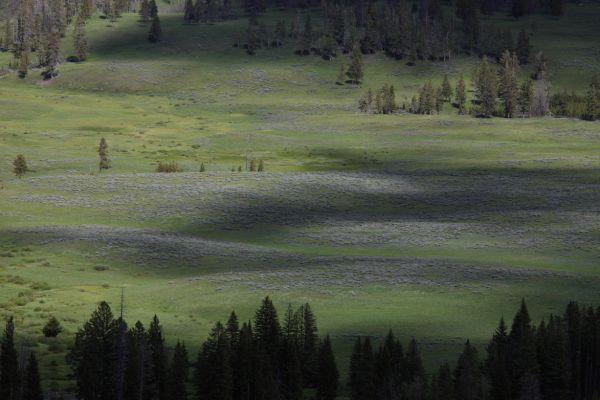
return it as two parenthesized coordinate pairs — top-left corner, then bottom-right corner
(226, 311), (239, 347)
(43, 316), (63, 337)
(168, 341), (189, 400)
(486, 318), (511, 400)
(316, 335), (338, 400)
(536, 316), (570, 400)
(441, 74), (453, 102)
(346, 45), (364, 85)
(0, 317), (19, 400)
(66, 302), (119, 400)
(509, 299), (541, 400)
(498, 50), (520, 118)
(148, 315), (167, 400)
(254, 296), (281, 365)
(197, 322), (233, 400)
(148, 13), (162, 43)
(124, 321), (150, 400)
(454, 340), (483, 400)
(456, 74), (467, 114)
(98, 137), (110, 171)
(42, 30), (61, 79)
(13, 154), (28, 177)
(475, 57), (498, 117)
(431, 363), (453, 400)
(518, 79), (534, 117)
(73, 14), (88, 61)
(22, 352), (42, 400)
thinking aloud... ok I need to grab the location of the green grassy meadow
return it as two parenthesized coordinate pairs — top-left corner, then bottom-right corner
(1, 3), (600, 391)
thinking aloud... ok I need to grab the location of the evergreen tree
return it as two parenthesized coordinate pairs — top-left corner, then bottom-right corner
(518, 79), (534, 117)
(297, 303), (319, 386)
(232, 322), (255, 400)
(0, 317), (19, 400)
(124, 321), (151, 400)
(509, 299), (541, 400)
(536, 316), (570, 400)
(486, 318), (511, 400)
(432, 363), (453, 400)
(197, 322), (233, 400)
(22, 352), (42, 400)
(475, 57), (498, 117)
(254, 296), (281, 366)
(346, 45), (364, 85)
(498, 50), (520, 118)
(375, 331), (404, 400)
(168, 341), (189, 400)
(226, 311), (240, 347)
(148, 14), (162, 43)
(13, 154), (28, 177)
(456, 74), (467, 114)
(43, 316), (63, 337)
(316, 335), (339, 400)
(454, 340), (483, 400)
(66, 302), (119, 400)
(42, 30), (61, 79)
(98, 137), (110, 171)
(441, 74), (453, 102)
(73, 14), (88, 61)
(148, 315), (167, 400)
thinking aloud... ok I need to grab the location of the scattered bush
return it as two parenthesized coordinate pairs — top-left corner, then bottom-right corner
(43, 316), (63, 338)
(156, 161), (182, 173)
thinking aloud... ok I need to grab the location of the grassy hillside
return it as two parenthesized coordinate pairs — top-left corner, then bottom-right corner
(0, 3), (600, 391)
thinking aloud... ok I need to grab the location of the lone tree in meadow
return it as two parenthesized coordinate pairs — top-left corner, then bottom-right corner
(346, 45), (364, 85)
(13, 154), (28, 177)
(98, 137), (110, 171)
(148, 5), (162, 43)
(43, 316), (63, 338)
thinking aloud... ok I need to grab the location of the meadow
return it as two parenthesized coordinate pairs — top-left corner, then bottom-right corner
(0, 2), (600, 391)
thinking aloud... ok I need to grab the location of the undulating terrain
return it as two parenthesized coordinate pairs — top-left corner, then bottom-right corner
(1, 2), (600, 390)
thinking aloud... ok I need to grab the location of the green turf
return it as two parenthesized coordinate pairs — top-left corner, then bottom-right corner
(1, 4), (600, 392)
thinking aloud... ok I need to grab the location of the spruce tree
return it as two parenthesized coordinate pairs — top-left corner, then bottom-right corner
(13, 154), (28, 177)
(486, 318), (511, 400)
(498, 50), (520, 118)
(316, 335), (338, 400)
(168, 341), (189, 400)
(456, 74), (467, 114)
(441, 74), (453, 102)
(73, 14), (88, 61)
(22, 353), (42, 400)
(98, 137), (110, 171)
(66, 302), (119, 400)
(254, 296), (281, 365)
(454, 340), (483, 400)
(148, 315), (167, 400)
(536, 316), (570, 400)
(197, 322), (233, 400)
(298, 303), (319, 386)
(475, 57), (498, 117)
(0, 317), (19, 400)
(518, 79), (534, 117)
(346, 45), (364, 85)
(124, 321), (150, 400)
(509, 299), (541, 400)
(148, 14), (162, 43)
(42, 316), (63, 337)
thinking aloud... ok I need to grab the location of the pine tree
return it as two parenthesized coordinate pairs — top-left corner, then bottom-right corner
(98, 137), (110, 171)
(22, 352), (42, 400)
(0, 317), (19, 400)
(454, 340), (483, 400)
(148, 13), (162, 43)
(432, 363), (453, 400)
(148, 315), (167, 400)
(66, 302), (119, 400)
(498, 50), (520, 118)
(518, 79), (534, 117)
(441, 74), (453, 102)
(375, 331), (404, 400)
(42, 30), (61, 79)
(168, 341), (189, 400)
(197, 322), (233, 400)
(254, 296), (281, 365)
(486, 318), (511, 400)
(475, 57), (498, 117)
(509, 299), (541, 400)
(124, 321), (150, 400)
(536, 316), (570, 400)
(13, 154), (28, 177)
(42, 315), (63, 337)
(226, 311), (239, 347)
(346, 45), (364, 85)
(316, 335), (338, 400)
(456, 74), (467, 114)
(73, 14), (88, 61)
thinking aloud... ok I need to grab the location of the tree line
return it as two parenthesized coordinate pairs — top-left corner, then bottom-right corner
(0, 297), (599, 399)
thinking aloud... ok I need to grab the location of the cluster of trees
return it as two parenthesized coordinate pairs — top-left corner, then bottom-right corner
(0, 298), (599, 399)
(64, 297), (337, 400)
(358, 84), (397, 114)
(551, 75), (600, 121)
(184, 0), (236, 23)
(348, 299), (600, 400)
